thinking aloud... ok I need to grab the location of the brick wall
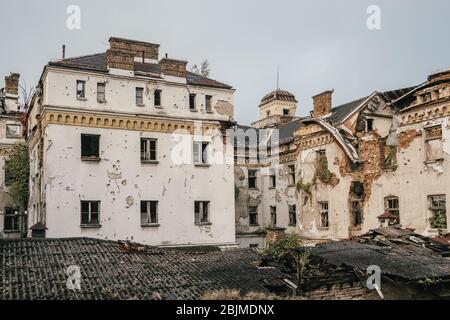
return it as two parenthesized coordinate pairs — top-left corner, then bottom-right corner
(160, 58), (187, 78)
(312, 90), (333, 117)
(109, 37), (159, 61)
(106, 49), (134, 71)
(5, 73), (20, 95)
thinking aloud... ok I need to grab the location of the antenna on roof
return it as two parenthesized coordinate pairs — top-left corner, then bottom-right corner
(276, 66), (280, 89)
(62, 45), (66, 60)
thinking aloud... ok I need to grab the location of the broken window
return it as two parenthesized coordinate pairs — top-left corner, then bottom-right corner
(3, 208), (19, 232)
(428, 195), (447, 229)
(350, 201), (362, 227)
(316, 150), (327, 166)
(193, 141), (209, 165)
(288, 164), (296, 185)
(154, 89), (162, 107)
(248, 170), (257, 189)
(249, 206), (258, 226)
(136, 87), (144, 105)
(81, 134), (100, 159)
(97, 82), (106, 102)
(366, 119), (374, 131)
(189, 94), (196, 111)
(269, 169), (276, 188)
(283, 109), (289, 116)
(385, 196), (400, 221)
(350, 181), (365, 198)
(141, 201), (158, 225)
(425, 126), (443, 161)
(141, 138), (157, 162)
(6, 124), (20, 138)
(270, 206), (277, 227)
(76, 80), (86, 99)
(4, 161), (14, 186)
(319, 202), (329, 228)
(80, 201), (100, 226)
(289, 205), (297, 226)
(194, 201), (210, 224)
(205, 95), (212, 112)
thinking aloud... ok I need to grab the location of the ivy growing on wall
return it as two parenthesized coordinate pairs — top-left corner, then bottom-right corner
(4, 142), (29, 208)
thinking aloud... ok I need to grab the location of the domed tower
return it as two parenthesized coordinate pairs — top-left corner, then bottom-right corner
(252, 89), (298, 128)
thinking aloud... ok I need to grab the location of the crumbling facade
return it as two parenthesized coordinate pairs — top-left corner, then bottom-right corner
(26, 37), (236, 246)
(0, 73), (25, 238)
(235, 69), (450, 247)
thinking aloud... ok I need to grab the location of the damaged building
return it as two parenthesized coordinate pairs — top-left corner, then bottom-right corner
(25, 37), (237, 246)
(0, 73), (25, 238)
(234, 69), (450, 247)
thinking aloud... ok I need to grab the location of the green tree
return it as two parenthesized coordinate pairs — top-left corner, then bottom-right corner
(191, 59), (211, 77)
(4, 142), (29, 207)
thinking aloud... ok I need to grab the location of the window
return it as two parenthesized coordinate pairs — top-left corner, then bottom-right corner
(422, 93), (431, 103)
(97, 82), (106, 102)
(270, 206), (277, 227)
(366, 119), (374, 131)
(136, 87), (144, 105)
(283, 109), (289, 116)
(428, 195), (447, 229)
(80, 201), (100, 226)
(195, 201), (210, 224)
(289, 205), (297, 226)
(205, 95), (212, 112)
(288, 164), (296, 185)
(4, 161), (14, 186)
(244, 136), (250, 162)
(76, 80), (86, 99)
(248, 170), (257, 189)
(269, 170), (276, 188)
(425, 126), (443, 161)
(249, 206), (258, 226)
(319, 202), (329, 228)
(350, 201), (362, 227)
(5, 124), (20, 138)
(4, 208), (19, 232)
(385, 196), (400, 221)
(267, 145), (272, 157)
(141, 138), (157, 162)
(154, 89), (161, 107)
(266, 111), (271, 118)
(189, 94), (196, 111)
(81, 134), (100, 159)
(141, 201), (158, 225)
(193, 141), (209, 165)
(316, 150), (327, 166)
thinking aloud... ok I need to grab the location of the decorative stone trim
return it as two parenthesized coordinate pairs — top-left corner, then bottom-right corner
(399, 102), (450, 126)
(298, 133), (333, 150)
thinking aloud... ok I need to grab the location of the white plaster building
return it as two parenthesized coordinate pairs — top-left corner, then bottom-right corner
(26, 37), (236, 246)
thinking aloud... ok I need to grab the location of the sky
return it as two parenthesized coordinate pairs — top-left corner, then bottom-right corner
(1, 0), (450, 125)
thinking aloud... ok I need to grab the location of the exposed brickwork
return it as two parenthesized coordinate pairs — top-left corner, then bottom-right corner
(266, 228), (286, 243)
(109, 37), (159, 61)
(302, 282), (374, 300)
(160, 58), (187, 78)
(5, 73), (20, 95)
(312, 90), (333, 118)
(106, 49), (134, 71)
(398, 129), (422, 150)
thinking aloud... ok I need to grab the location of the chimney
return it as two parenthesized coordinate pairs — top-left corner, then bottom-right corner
(62, 45), (66, 60)
(106, 49), (135, 71)
(312, 90), (333, 118)
(109, 37), (159, 62)
(5, 73), (20, 95)
(159, 58), (187, 78)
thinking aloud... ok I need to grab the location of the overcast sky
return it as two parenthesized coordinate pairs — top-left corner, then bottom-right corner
(1, 0), (449, 124)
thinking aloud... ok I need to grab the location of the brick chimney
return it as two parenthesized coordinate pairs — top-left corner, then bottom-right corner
(109, 37), (159, 61)
(5, 73), (20, 95)
(106, 49), (134, 71)
(312, 90), (333, 118)
(159, 58), (187, 78)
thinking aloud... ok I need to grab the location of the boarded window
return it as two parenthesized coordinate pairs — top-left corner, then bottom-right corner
(270, 206), (277, 227)
(319, 202), (329, 228)
(428, 195), (447, 229)
(193, 141), (209, 164)
(205, 95), (212, 112)
(289, 205), (297, 226)
(249, 206), (258, 226)
(425, 126), (443, 161)
(189, 94), (196, 111)
(154, 89), (161, 106)
(81, 134), (100, 159)
(81, 201), (100, 226)
(97, 82), (106, 102)
(248, 170), (257, 189)
(76, 80), (86, 99)
(136, 87), (144, 105)
(6, 124), (20, 138)
(194, 201), (210, 224)
(141, 201), (158, 225)
(141, 138), (157, 161)
(4, 208), (19, 232)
